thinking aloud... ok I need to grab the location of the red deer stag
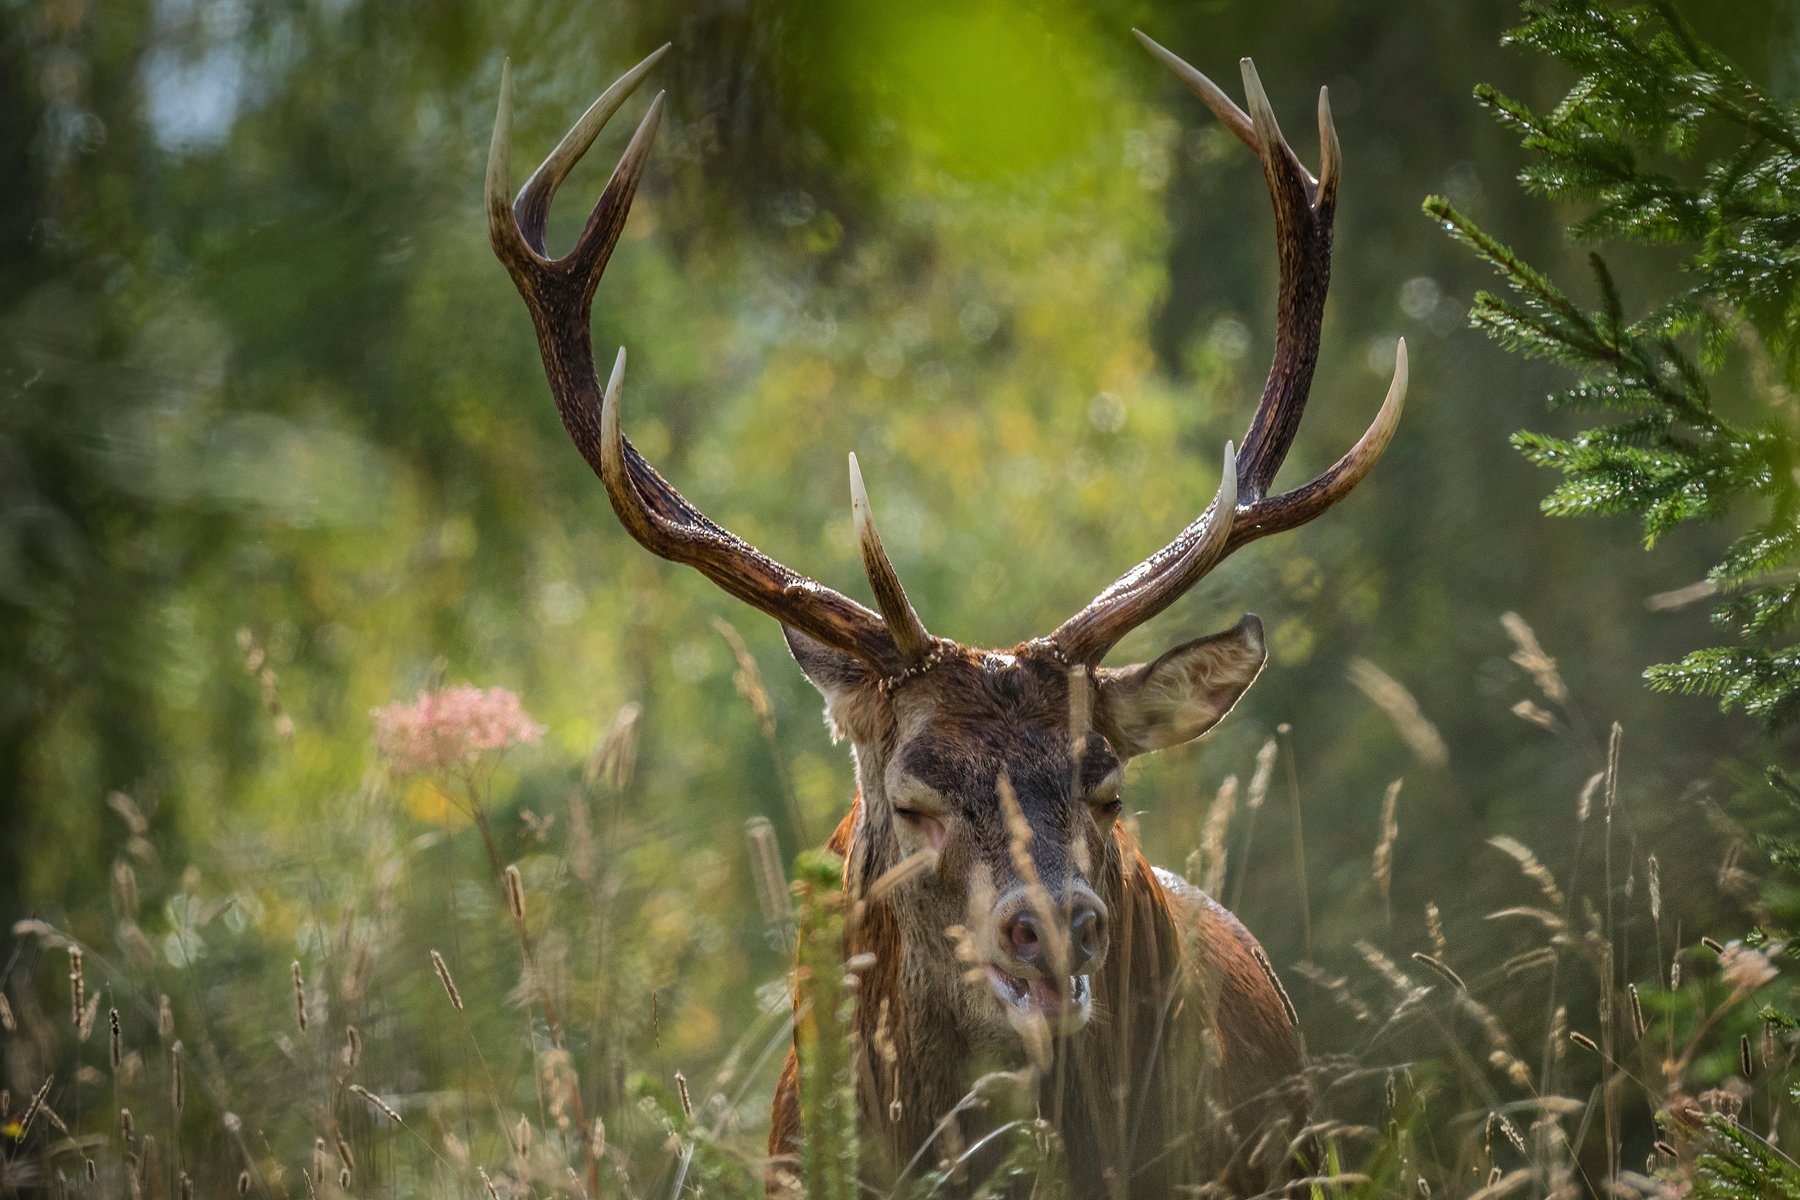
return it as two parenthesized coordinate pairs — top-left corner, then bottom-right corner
(487, 29), (1405, 1199)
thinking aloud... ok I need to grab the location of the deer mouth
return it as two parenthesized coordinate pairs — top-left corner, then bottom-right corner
(985, 966), (1093, 1034)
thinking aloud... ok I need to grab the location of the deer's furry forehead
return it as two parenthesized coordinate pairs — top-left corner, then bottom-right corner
(892, 647), (1073, 732)
(874, 646), (1117, 790)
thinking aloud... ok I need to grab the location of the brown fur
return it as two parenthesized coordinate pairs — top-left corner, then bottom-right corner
(767, 642), (1307, 1198)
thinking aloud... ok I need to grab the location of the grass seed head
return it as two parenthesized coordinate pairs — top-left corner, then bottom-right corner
(291, 961), (307, 1031)
(504, 863), (526, 923)
(68, 947), (84, 1027)
(429, 949), (463, 1010)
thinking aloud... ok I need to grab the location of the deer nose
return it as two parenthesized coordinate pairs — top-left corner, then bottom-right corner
(997, 893), (1108, 974)
(1070, 903), (1104, 971)
(1003, 909), (1043, 963)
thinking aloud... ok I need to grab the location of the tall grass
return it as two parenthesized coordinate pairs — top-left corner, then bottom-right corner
(1, 614), (1792, 1197)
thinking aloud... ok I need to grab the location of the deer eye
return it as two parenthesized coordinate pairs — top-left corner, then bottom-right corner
(1085, 768), (1125, 818)
(1086, 788), (1124, 818)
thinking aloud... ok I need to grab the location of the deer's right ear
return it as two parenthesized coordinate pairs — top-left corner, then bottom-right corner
(1093, 614), (1267, 758)
(783, 626), (883, 743)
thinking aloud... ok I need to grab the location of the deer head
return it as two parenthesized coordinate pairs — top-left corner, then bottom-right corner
(487, 34), (1404, 1048)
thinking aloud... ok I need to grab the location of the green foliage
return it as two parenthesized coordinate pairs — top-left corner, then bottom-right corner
(1693, 1114), (1800, 1199)
(792, 851), (858, 1200)
(1425, 0), (1800, 727)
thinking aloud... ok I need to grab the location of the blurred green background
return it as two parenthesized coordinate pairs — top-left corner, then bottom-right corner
(2, 0), (1793, 1146)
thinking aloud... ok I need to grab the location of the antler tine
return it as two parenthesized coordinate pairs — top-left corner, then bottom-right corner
(514, 44), (670, 251)
(1228, 339), (1406, 548)
(1048, 444), (1238, 664)
(595, 351), (911, 670)
(486, 61), (523, 259)
(493, 58), (913, 674)
(1316, 86), (1341, 210)
(850, 454), (935, 661)
(1234, 55), (1332, 503)
(1131, 30), (1257, 153)
(1046, 36), (1403, 666)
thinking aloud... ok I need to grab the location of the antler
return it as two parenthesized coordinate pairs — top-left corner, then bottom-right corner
(488, 51), (932, 675)
(1046, 34), (1407, 666)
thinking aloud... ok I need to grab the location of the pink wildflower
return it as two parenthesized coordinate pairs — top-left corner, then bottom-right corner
(1719, 941), (1778, 995)
(373, 686), (545, 775)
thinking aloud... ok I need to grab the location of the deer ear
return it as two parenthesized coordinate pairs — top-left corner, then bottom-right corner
(783, 625), (883, 743)
(1094, 614), (1267, 758)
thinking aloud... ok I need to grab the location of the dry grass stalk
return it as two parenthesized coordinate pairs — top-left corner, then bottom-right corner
(1494, 1112), (1527, 1155)
(713, 616), (777, 740)
(171, 1041), (185, 1113)
(675, 1070), (693, 1120)
(1246, 737), (1279, 811)
(1603, 722), (1622, 815)
(745, 817), (793, 930)
(1501, 945), (1557, 976)
(158, 994), (173, 1039)
(1425, 902), (1447, 959)
(0, 992), (13, 1033)
(1251, 945), (1299, 1027)
(349, 1084), (401, 1123)
(1292, 961), (1373, 1024)
(1500, 612), (1567, 704)
(1065, 663), (1091, 746)
(19, 1075), (51, 1137)
(106, 790), (148, 835)
(1347, 659), (1449, 769)
(429, 949), (463, 1010)
(585, 701), (642, 793)
(1575, 772), (1602, 822)
(994, 774), (1069, 1030)
(112, 861), (139, 920)
(1570, 1030), (1598, 1053)
(1410, 951), (1465, 991)
(504, 863), (526, 924)
(1199, 774), (1238, 896)
(78, 993), (99, 1042)
(110, 1008), (122, 1070)
(1488, 836), (1566, 909)
(866, 849), (935, 906)
(292, 961), (307, 1031)
(344, 1025), (361, 1068)
(1510, 699), (1556, 729)
(236, 628), (295, 742)
(68, 947), (83, 1028)
(1372, 779), (1403, 914)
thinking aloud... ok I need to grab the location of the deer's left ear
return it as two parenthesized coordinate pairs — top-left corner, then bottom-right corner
(782, 625), (886, 744)
(1093, 614), (1267, 758)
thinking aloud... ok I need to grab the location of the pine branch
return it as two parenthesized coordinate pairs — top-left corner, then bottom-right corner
(1433, 0), (1800, 728)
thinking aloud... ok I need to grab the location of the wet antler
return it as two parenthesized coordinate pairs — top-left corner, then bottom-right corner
(487, 50), (931, 674)
(1046, 34), (1407, 666)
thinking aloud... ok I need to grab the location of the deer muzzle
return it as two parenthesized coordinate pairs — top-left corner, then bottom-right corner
(986, 884), (1108, 1035)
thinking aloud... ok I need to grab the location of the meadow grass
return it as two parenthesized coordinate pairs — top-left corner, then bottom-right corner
(1, 615), (1793, 1198)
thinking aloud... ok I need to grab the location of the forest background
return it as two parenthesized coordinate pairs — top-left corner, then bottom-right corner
(3, 0), (1797, 1193)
